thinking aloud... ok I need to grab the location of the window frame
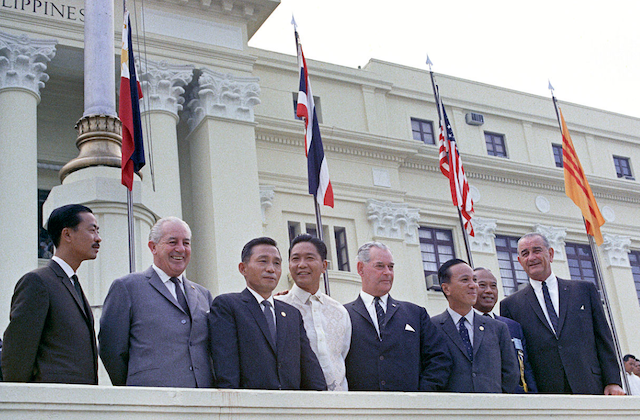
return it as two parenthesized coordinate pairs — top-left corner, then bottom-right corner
(484, 131), (508, 158)
(411, 117), (436, 145)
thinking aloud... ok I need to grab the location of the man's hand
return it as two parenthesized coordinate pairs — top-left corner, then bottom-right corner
(604, 383), (625, 395)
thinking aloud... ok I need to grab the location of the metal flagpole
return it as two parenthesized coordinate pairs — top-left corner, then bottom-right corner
(549, 82), (629, 394)
(427, 56), (473, 266)
(313, 197), (331, 296)
(127, 189), (136, 273)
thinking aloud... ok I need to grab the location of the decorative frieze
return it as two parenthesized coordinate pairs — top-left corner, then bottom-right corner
(0, 32), (56, 97)
(601, 234), (631, 268)
(469, 217), (496, 254)
(137, 58), (194, 117)
(533, 224), (567, 261)
(186, 68), (260, 131)
(366, 199), (419, 244)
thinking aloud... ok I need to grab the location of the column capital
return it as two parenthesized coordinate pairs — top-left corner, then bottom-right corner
(137, 58), (194, 118)
(469, 217), (497, 254)
(0, 32), (57, 97)
(601, 233), (631, 268)
(185, 68), (261, 131)
(260, 185), (275, 225)
(533, 224), (567, 261)
(366, 199), (419, 244)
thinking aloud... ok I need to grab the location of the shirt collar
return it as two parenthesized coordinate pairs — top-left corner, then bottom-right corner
(247, 286), (274, 306)
(152, 264), (184, 285)
(529, 272), (557, 291)
(447, 307), (474, 326)
(360, 290), (388, 308)
(51, 256), (76, 279)
(290, 283), (323, 304)
(473, 308), (495, 318)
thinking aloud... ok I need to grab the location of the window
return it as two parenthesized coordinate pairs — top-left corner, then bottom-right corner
(484, 132), (508, 158)
(419, 227), (455, 279)
(411, 118), (435, 145)
(495, 235), (528, 295)
(38, 189), (54, 259)
(334, 227), (350, 272)
(552, 143), (563, 168)
(293, 93), (322, 124)
(565, 242), (597, 286)
(613, 156), (634, 180)
(629, 251), (640, 306)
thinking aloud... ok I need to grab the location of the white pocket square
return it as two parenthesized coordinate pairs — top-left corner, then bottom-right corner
(405, 324), (415, 332)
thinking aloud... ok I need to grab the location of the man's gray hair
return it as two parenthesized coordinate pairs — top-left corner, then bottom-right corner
(149, 217), (191, 243)
(518, 232), (550, 249)
(357, 241), (391, 263)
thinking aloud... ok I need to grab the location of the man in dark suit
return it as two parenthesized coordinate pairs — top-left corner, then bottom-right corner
(344, 241), (451, 391)
(500, 232), (624, 395)
(473, 267), (537, 393)
(209, 237), (326, 390)
(2, 204), (101, 384)
(431, 259), (518, 393)
(99, 217), (214, 387)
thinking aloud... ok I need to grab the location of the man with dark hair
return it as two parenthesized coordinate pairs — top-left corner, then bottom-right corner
(99, 217), (214, 387)
(2, 204), (100, 384)
(500, 232), (623, 395)
(345, 241), (451, 391)
(209, 236), (326, 390)
(275, 234), (351, 390)
(623, 354), (640, 395)
(431, 259), (518, 393)
(472, 267), (537, 393)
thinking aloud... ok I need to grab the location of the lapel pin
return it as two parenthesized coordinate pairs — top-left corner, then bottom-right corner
(479, 326), (484, 331)
(281, 311), (287, 317)
(191, 285), (195, 289)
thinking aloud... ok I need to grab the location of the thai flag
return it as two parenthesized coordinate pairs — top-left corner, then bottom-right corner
(119, 10), (145, 191)
(294, 28), (334, 207)
(438, 98), (474, 236)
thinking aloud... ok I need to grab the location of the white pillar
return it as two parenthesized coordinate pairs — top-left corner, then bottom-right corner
(183, 68), (262, 295)
(138, 58), (194, 218)
(83, 0), (115, 117)
(0, 31), (56, 331)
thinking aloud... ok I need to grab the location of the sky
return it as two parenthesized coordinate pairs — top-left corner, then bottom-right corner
(249, 0), (640, 118)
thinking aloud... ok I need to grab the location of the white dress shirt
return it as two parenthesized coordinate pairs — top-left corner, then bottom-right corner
(529, 273), (559, 333)
(51, 256), (77, 284)
(626, 372), (640, 396)
(446, 307), (475, 344)
(277, 284), (352, 391)
(359, 290), (388, 337)
(246, 286), (276, 327)
(152, 264), (186, 301)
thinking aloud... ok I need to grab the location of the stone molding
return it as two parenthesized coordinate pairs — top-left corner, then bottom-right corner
(469, 217), (497, 254)
(533, 224), (567, 261)
(366, 199), (419, 244)
(0, 32), (57, 97)
(259, 185), (275, 225)
(601, 233), (631, 268)
(137, 58), (194, 117)
(186, 68), (260, 131)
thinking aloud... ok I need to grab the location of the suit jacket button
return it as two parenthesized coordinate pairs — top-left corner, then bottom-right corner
(472, 372), (476, 377)
(181, 319), (187, 324)
(379, 355), (384, 361)
(380, 380), (386, 386)
(189, 366), (193, 371)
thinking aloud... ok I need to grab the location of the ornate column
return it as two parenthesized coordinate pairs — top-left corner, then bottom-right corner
(365, 199), (423, 303)
(600, 234), (640, 353)
(0, 31), (56, 329)
(533, 224), (570, 279)
(138, 58), (194, 218)
(183, 68), (262, 295)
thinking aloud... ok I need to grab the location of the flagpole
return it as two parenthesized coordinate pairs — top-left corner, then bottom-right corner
(313, 197), (331, 296)
(127, 189), (136, 273)
(427, 57), (473, 266)
(549, 84), (629, 394)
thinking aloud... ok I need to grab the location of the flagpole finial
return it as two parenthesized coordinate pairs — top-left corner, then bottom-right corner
(426, 55), (433, 69)
(291, 14), (297, 30)
(548, 80), (554, 92)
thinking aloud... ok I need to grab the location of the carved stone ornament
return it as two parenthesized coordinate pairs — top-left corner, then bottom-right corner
(259, 185), (275, 225)
(366, 199), (419, 244)
(601, 233), (631, 268)
(533, 224), (567, 261)
(0, 32), (57, 96)
(137, 58), (194, 117)
(469, 217), (497, 254)
(186, 68), (261, 131)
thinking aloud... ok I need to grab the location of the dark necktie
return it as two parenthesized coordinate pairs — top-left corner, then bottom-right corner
(71, 274), (83, 299)
(374, 296), (386, 334)
(262, 300), (277, 344)
(170, 277), (189, 315)
(458, 318), (473, 360)
(541, 281), (559, 334)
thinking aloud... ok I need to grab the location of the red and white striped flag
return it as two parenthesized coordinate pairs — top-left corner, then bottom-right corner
(438, 98), (474, 235)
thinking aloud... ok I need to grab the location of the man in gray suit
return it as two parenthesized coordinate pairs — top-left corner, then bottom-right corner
(431, 258), (519, 393)
(99, 217), (214, 387)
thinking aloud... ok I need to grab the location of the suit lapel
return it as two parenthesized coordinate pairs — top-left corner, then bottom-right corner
(183, 277), (198, 319)
(49, 260), (88, 319)
(385, 296), (399, 324)
(556, 278), (570, 335)
(472, 312), (484, 358)
(440, 312), (472, 361)
(274, 300), (289, 360)
(241, 288), (276, 353)
(147, 268), (186, 314)
(524, 284), (555, 335)
(351, 295), (376, 328)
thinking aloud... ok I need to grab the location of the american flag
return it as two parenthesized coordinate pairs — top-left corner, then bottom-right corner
(294, 27), (334, 208)
(437, 98), (474, 235)
(120, 9), (145, 191)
